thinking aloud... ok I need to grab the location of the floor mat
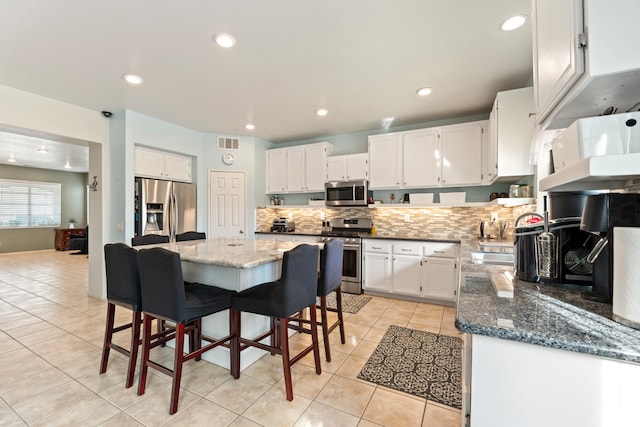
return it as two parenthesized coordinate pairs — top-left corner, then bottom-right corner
(321, 292), (372, 314)
(357, 325), (462, 409)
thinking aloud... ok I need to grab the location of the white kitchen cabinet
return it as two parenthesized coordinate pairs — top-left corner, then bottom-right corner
(266, 148), (287, 193)
(286, 146), (305, 192)
(326, 153), (369, 181)
(484, 87), (535, 184)
(362, 241), (392, 293)
(403, 129), (440, 188)
(304, 142), (332, 191)
(134, 147), (192, 182)
(368, 133), (403, 189)
(391, 242), (423, 296)
(420, 242), (459, 302)
(362, 239), (459, 303)
(421, 257), (457, 301)
(267, 142), (332, 194)
(369, 122), (485, 190)
(533, 0), (640, 129)
(440, 121), (485, 186)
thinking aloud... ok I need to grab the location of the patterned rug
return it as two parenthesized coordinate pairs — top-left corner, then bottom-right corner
(320, 292), (372, 314)
(357, 325), (463, 409)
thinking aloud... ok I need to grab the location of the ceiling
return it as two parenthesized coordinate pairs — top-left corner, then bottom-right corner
(0, 0), (533, 172)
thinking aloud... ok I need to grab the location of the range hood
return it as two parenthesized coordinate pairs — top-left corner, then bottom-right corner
(539, 152), (640, 192)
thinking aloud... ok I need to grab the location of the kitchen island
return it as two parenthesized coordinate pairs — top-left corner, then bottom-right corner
(144, 238), (319, 370)
(456, 272), (640, 427)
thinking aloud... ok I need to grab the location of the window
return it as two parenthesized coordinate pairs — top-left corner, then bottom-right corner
(0, 179), (61, 228)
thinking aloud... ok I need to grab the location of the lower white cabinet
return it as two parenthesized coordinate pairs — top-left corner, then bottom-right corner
(390, 242), (423, 296)
(362, 239), (459, 302)
(421, 257), (457, 301)
(362, 241), (392, 292)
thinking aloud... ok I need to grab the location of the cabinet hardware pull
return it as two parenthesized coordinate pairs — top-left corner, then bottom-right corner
(401, 248), (411, 251)
(434, 250), (445, 253)
(372, 246), (381, 249)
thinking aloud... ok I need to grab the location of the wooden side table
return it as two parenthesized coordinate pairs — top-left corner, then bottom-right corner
(54, 228), (84, 251)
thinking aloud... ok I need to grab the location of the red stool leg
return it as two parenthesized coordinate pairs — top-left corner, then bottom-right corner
(170, 322), (186, 415)
(99, 303), (116, 374)
(137, 314), (153, 396)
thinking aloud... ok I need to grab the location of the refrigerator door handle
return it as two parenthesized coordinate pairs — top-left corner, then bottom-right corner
(170, 191), (178, 242)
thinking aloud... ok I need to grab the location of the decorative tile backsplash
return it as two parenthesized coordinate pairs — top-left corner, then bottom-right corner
(256, 204), (537, 241)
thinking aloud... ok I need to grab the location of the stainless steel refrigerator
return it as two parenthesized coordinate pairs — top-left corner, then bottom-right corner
(134, 178), (196, 241)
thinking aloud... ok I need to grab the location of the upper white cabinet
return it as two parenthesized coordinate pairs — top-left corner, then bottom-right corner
(403, 129), (440, 188)
(326, 153), (369, 181)
(441, 122), (484, 186)
(368, 133), (403, 188)
(369, 121), (486, 190)
(484, 87), (535, 184)
(533, 0), (640, 129)
(266, 148), (287, 193)
(134, 147), (192, 182)
(266, 142), (333, 194)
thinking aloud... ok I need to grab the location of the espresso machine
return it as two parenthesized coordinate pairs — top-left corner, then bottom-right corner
(580, 193), (640, 303)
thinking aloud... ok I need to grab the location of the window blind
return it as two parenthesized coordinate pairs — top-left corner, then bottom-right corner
(0, 179), (61, 228)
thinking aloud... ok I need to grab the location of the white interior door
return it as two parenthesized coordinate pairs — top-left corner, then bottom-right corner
(208, 170), (246, 238)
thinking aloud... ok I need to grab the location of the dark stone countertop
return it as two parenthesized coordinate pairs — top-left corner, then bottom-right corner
(456, 272), (640, 364)
(254, 231), (460, 244)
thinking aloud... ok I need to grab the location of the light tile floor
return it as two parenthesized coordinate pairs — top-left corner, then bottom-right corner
(0, 250), (462, 427)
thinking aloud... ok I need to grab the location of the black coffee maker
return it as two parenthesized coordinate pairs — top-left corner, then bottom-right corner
(580, 193), (640, 303)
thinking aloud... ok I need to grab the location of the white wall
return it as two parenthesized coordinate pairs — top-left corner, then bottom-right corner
(0, 84), (110, 299)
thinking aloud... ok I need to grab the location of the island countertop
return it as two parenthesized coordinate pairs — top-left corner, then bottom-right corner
(141, 237), (318, 269)
(456, 272), (640, 364)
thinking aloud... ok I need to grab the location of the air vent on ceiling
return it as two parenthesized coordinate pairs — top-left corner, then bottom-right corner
(218, 137), (239, 150)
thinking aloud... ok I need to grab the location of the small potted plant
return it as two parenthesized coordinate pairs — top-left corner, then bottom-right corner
(69, 218), (76, 229)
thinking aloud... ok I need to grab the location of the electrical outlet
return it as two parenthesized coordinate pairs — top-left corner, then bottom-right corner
(404, 213), (411, 223)
(320, 212), (326, 220)
(491, 213), (499, 222)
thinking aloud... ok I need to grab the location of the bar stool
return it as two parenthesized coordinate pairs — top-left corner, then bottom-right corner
(316, 239), (346, 362)
(231, 244), (321, 401)
(100, 243), (142, 388)
(131, 234), (170, 246)
(175, 231), (206, 242)
(137, 247), (239, 415)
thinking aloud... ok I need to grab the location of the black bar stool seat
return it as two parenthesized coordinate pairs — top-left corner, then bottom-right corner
(100, 243), (142, 388)
(137, 247), (239, 415)
(231, 244), (321, 401)
(316, 239), (346, 362)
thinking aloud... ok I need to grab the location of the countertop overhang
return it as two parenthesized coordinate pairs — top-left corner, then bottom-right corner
(138, 238), (319, 269)
(456, 271), (640, 364)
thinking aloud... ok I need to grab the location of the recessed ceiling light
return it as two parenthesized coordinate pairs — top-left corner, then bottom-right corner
(416, 87), (432, 96)
(37, 147), (48, 153)
(64, 161), (71, 169)
(316, 108), (328, 117)
(501, 15), (526, 31)
(214, 33), (236, 48)
(8, 155), (16, 163)
(122, 74), (144, 85)
(245, 124), (255, 130)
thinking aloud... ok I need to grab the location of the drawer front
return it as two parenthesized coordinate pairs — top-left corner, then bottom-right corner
(363, 240), (392, 254)
(392, 242), (422, 256)
(423, 242), (458, 258)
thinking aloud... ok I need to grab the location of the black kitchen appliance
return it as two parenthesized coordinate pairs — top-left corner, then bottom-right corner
(514, 216), (595, 286)
(580, 193), (640, 303)
(270, 217), (295, 232)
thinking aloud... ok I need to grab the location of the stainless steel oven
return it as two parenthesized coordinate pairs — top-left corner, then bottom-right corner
(317, 217), (372, 294)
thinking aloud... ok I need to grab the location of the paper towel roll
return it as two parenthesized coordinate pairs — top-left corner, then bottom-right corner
(613, 227), (640, 329)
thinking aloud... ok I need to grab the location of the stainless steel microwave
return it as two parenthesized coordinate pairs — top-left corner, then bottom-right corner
(325, 180), (371, 206)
